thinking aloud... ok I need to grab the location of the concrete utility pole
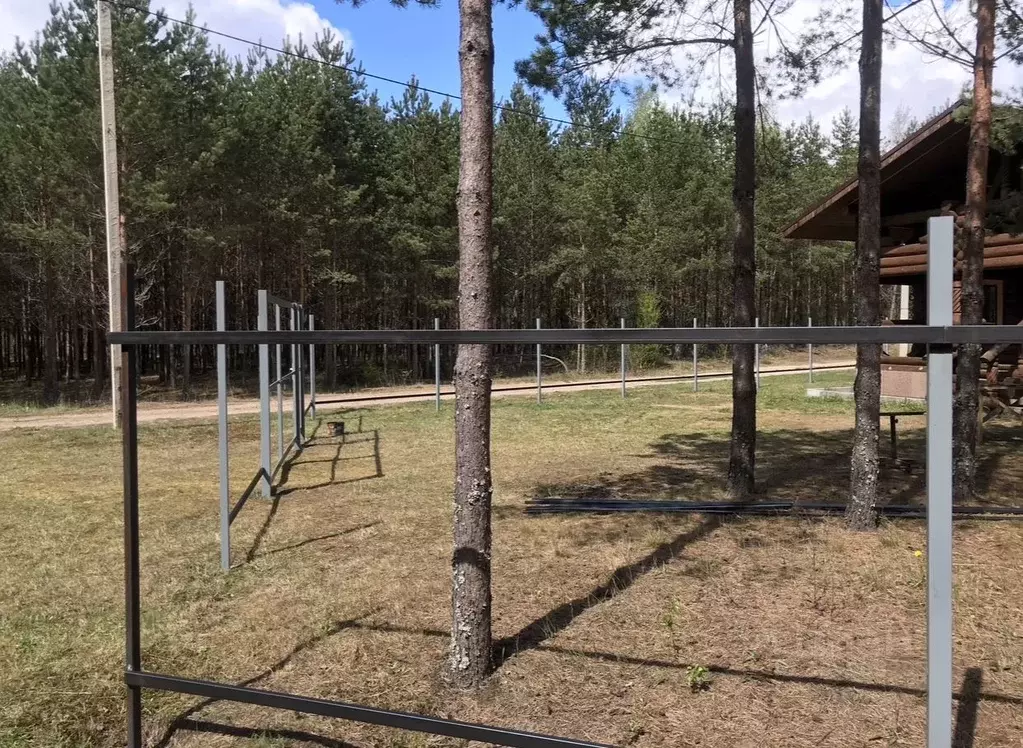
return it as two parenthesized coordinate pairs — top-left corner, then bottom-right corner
(98, 0), (123, 427)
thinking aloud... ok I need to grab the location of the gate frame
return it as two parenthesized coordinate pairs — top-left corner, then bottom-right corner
(115, 218), (992, 748)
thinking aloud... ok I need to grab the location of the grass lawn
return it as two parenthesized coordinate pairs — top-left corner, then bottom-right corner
(2, 372), (1022, 747)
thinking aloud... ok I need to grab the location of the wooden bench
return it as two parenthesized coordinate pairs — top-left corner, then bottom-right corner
(880, 410), (926, 462)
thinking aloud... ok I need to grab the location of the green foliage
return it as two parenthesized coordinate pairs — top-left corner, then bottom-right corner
(0, 1), (859, 397)
(631, 290), (665, 369)
(685, 664), (711, 692)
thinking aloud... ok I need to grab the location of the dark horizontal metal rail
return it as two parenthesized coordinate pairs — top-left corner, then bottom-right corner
(126, 671), (610, 748)
(109, 325), (1023, 346)
(524, 499), (1023, 518)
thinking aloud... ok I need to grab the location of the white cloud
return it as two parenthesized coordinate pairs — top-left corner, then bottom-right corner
(0, 0), (52, 50)
(1, 0), (351, 59)
(637, 0), (1023, 135)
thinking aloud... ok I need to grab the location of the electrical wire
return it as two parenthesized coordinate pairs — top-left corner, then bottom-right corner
(101, 0), (690, 148)
(101, 0), (939, 145)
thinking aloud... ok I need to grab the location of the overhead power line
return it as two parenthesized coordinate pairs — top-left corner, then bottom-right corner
(102, 0), (934, 145)
(101, 0), (691, 148)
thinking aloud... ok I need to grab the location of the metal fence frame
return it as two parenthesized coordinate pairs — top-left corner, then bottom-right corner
(216, 287), (312, 570)
(114, 218), (1010, 748)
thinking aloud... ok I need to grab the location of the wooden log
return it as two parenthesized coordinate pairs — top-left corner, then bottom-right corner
(881, 263), (928, 277)
(882, 252), (1023, 276)
(881, 254), (927, 267)
(917, 232), (1021, 247)
(882, 242), (926, 258)
(882, 356), (927, 367)
(955, 243), (1023, 260)
(978, 253), (1023, 269)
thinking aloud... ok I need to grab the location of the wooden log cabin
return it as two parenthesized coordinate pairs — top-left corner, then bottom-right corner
(783, 103), (1023, 402)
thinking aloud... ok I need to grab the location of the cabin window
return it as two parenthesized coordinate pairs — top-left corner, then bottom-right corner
(983, 280), (1004, 324)
(953, 279), (1003, 324)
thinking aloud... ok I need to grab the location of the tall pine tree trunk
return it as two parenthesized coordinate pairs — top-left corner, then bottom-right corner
(953, 0), (996, 501)
(847, 0), (883, 529)
(727, 0), (757, 500)
(450, 0), (494, 690)
(42, 259), (60, 406)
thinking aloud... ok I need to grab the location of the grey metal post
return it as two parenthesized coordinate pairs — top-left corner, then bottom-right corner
(692, 317), (698, 392)
(620, 317), (627, 398)
(295, 306), (305, 441)
(258, 291), (271, 497)
(926, 215), (954, 748)
(291, 306), (300, 446)
(216, 281), (230, 571)
(435, 317), (441, 411)
(808, 316), (814, 383)
(536, 318), (542, 405)
(275, 305), (283, 465)
(755, 317), (761, 391)
(309, 314), (316, 420)
(119, 267), (141, 748)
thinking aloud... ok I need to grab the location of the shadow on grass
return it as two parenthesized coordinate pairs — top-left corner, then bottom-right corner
(343, 621), (1023, 709)
(152, 610), (377, 748)
(533, 425), (1023, 508)
(251, 521), (381, 561)
(953, 667), (985, 748)
(165, 718), (359, 747)
(276, 429), (382, 498)
(492, 516), (724, 667)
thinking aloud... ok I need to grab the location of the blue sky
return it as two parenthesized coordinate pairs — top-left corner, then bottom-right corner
(3, 0), (1012, 132)
(313, 1), (552, 108)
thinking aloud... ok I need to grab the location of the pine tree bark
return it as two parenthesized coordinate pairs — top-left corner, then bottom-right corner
(953, 0), (996, 501)
(450, 0), (494, 689)
(847, 0), (883, 529)
(42, 259), (60, 406)
(727, 0), (757, 500)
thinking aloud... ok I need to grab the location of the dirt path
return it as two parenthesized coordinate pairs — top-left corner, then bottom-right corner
(0, 361), (853, 431)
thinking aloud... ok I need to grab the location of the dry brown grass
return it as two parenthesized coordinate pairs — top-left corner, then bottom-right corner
(1, 372), (1022, 747)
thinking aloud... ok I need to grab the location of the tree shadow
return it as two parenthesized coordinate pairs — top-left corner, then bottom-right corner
(152, 610), (377, 748)
(953, 667), (985, 748)
(492, 515), (723, 668)
(340, 621), (1023, 710)
(534, 426), (1022, 509)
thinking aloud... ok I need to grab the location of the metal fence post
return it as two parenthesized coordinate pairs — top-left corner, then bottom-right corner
(120, 266), (142, 747)
(435, 317), (441, 411)
(258, 290), (271, 498)
(692, 317), (698, 392)
(291, 306), (300, 447)
(755, 316), (760, 391)
(620, 317), (627, 399)
(926, 215), (954, 748)
(275, 305), (283, 466)
(808, 316), (814, 383)
(536, 318), (542, 405)
(309, 313), (316, 420)
(216, 281), (230, 571)
(296, 306), (305, 443)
